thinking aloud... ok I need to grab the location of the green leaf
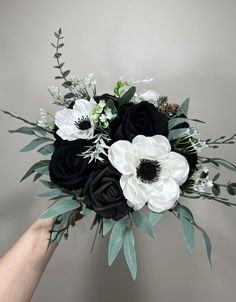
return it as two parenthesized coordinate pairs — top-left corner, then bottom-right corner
(63, 70), (70, 77)
(211, 158), (236, 172)
(33, 126), (47, 136)
(168, 127), (195, 141)
(106, 99), (118, 114)
(38, 189), (63, 198)
(180, 214), (195, 254)
(55, 76), (63, 79)
(108, 219), (127, 266)
(38, 144), (54, 155)
(20, 160), (50, 182)
(177, 98), (189, 116)
(80, 207), (91, 217)
(118, 86), (136, 108)
(58, 43), (64, 48)
(227, 183), (236, 195)
(212, 184), (220, 196)
(103, 219), (116, 236)
(194, 224), (212, 268)
(40, 180), (59, 189)
(34, 165), (49, 175)
(132, 211), (155, 238)
(123, 228), (137, 280)
(54, 53), (62, 58)
(40, 198), (80, 219)
(33, 173), (42, 182)
(9, 127), (35, 135)
(20, 137), (52, 152)
(174, 204), (194, 223)
(149, 211), (164, 226)
(64, 93), (75, 99)
(213, 173), (220, 182)
(168, 117), (188, 130)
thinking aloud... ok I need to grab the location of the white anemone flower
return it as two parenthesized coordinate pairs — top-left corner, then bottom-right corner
(55, 98), (96, 141)
(108, 135), (189, 212)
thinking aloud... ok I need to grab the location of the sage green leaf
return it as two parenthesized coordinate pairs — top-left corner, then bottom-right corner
(212, 184), (220, 196)
(33, 173), (42, 182)
(174, 204), (194, 223)
(180, 214), (195, 254)
(40, 180), (59, 189)
(32, 126), (48, 136)
(108, 219), (127, 266)
(119, 86), (136, 108)
(168, 127), (195, 141)
(227, 183), (236, 195)
(20, 137), (52, 152)
(211, 158), (236, 172)
(38, 189), (63, 198)
(123, 228), (137, 280)
(40, 198), (80, 219)
(168, 117), (187, 130)
(38, 144), (54, 155)
(103, 219), (116, 236)
(20, 160), (50, 182)
(194, 224), (212, 268)
(177, 97), (189, 116)
(213, 173), (220, 182)
(106, 99), (117, 114)
(9, 127), (35, 135)
(80, 207), (91, 217)
(149, 211), (164, 226)
(34, 165), (49, 175)
(132, 211), (155, 238)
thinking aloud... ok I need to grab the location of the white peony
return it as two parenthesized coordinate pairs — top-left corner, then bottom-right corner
(108, 135), (189, 212)
(55, 98), (96, 141)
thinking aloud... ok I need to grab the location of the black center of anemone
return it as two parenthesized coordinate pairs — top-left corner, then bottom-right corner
(136, 159), (161, 184)
(74, 116), (91, 130)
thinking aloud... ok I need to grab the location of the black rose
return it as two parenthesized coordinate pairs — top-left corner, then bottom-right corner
(83, 162), (132, 220)
(110, 101), (169, 142)
(49, 139), (94, 190)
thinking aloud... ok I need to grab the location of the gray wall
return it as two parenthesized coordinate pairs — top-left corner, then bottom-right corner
(1, 0), (236, 301)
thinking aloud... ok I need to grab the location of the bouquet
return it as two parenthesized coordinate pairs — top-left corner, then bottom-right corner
(2, 28), (236, 280)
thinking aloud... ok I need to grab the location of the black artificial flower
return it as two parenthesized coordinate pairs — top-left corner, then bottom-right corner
(83, 162), (132, 220)
(110, 101), (169, 142)
(49, 139), (94, 190)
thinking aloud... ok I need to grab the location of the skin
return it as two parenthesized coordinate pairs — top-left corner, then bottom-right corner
(0, 217), (57, 302)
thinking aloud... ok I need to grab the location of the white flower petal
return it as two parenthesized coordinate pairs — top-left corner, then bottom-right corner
(120, 175), (148, 210)
(132, 135), (171, 159)
(108, 141), (135, 175)
(161, 152), (189, 185)
(140, 89), (160, 104)
(148, 178), (180, 212)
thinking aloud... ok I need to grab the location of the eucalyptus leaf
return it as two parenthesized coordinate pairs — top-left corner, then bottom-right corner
(34, 165), (49, 175)
(20, 160), (50, 182)
(33, 173), (42, 182)
(20, 137), (52, 152)
(211, 158), (236, 172)
(118, 86), (136, 108)
(38, 189), (63, 198)
(194, 224), (212, 268)
(168, 127), (195, 141)
(180, 214), (195, 254)
(40, 180), (59, 189)
(212, 184), (220, 196)
(40, 198), (80, 219)
(38, 144), (54, 155)
(132, 211), (155, 238)
(177, 98), (189, 116)
(123, 228), (137, 280)
(227, 183), (236, 195)
(103, 219), (116, 236)
(9, 127), (35, 135)
(108, 219), (127, 266)
(213, 173), (220, 182)
(106, 99), (118, 114)
(168, 117), (187, 130)
(149, 211), (164, 226)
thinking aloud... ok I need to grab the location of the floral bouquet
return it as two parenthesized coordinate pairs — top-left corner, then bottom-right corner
(2, 28), (236, 279)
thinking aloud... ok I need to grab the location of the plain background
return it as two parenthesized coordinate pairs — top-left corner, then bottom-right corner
(1, 0), (236, 301)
